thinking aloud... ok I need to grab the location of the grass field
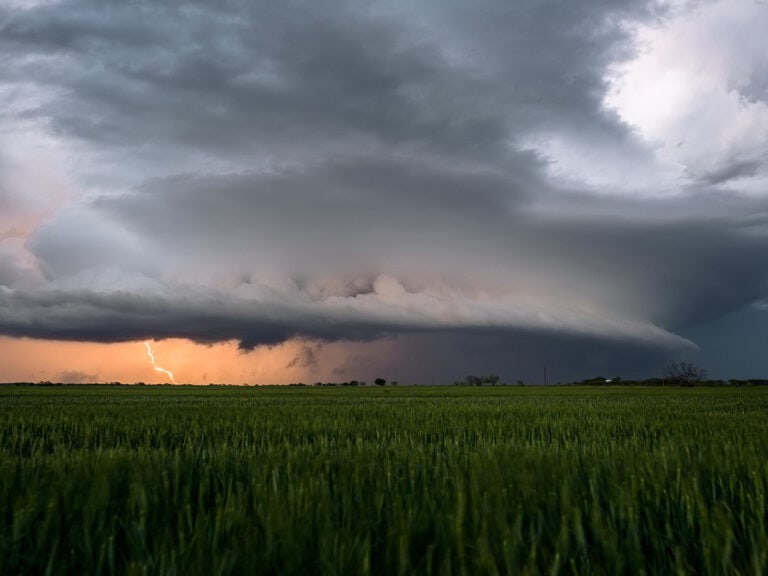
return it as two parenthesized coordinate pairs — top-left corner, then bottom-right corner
(1, 385), (767, 575)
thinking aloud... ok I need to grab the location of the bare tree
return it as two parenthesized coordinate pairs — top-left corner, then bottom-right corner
(662, 362), (707, 386)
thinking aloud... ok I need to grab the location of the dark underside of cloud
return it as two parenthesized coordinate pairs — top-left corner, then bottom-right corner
(1, 0), (768, 380)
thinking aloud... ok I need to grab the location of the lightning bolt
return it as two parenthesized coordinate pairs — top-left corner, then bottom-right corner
(144, 341), (177, 384)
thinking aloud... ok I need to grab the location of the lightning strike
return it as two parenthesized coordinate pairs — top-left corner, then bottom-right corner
(144, 341), (177, 383)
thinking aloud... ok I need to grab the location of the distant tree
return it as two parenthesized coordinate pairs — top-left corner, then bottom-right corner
(374, 378), (386, 386)
(465, 375), (483, 386)
(389, 380), (398, 386)
(483, 374), (500, 387)
(662, 362), (707, 386)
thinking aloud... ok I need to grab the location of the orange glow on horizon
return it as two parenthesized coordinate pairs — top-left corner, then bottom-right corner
(0, 336), (397, 385)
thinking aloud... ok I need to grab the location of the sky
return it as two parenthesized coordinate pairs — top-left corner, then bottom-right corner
(1, 0), (768, 384)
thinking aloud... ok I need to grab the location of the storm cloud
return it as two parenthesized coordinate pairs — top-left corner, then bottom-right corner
(1, 0), (768, 381)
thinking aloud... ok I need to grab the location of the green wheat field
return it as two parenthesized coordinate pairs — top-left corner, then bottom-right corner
(2, 385), (767, 575)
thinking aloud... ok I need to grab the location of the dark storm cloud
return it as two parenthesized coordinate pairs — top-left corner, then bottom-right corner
(2, 0), (768, 380)
(6, 158), (767, 359)
(0, 0), (496, 159)
(32, 156), (537, 281)
(26, 160), (768, 329)
(0, 274), (691, 351)
(0, 0), (652, 166)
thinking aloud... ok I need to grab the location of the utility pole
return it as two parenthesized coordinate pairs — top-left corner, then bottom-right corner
(544, 365), (547, 386)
